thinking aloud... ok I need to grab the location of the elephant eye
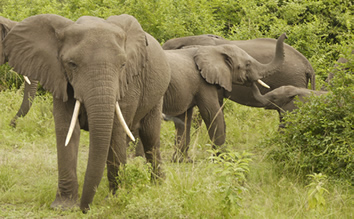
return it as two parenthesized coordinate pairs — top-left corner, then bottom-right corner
(68, 61), (77, 69)
(245, 60), (251, 68)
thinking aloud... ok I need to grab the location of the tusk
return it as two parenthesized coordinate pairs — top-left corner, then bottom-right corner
(24, 76), (31, 85)
(115, 102), (135, 142)
(65, 100), (80, 146)
(257, 79), (270, 89)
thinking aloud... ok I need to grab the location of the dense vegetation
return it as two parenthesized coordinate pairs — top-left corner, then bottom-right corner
(265, 52), (353, 180)
(0, 0), (353, 218)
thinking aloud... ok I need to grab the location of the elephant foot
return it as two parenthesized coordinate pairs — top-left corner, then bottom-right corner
(50, 196), (79, 211)
(151, 169), (165, 184)
(171, 152), (193, 163)
(9, 119), (17, 128)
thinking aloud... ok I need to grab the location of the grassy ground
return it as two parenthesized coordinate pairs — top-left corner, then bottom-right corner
(0, 88), (352, 218)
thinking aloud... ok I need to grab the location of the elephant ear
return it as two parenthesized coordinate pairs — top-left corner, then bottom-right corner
(0, 16), (18, 65)
(194, 46), (232, 92)
(106, 14), (147, 100)
(3, 14), (74, 102)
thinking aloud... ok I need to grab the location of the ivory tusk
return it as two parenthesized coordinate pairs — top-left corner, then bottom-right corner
(115, 102), (135, 142)
(257, 79), (270, 89)
(24, 76), (31, 85)
(65, 100), (81, 146)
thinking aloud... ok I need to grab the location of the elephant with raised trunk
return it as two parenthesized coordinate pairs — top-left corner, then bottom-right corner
(3, 14), (170, 212)
(163, 34), (315, 105)
(136, 33), (287, 162)
(162, 34), (315, 160)
(251, 83), (327, 127)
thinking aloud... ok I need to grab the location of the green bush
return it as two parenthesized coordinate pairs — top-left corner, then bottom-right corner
(264, 49), (353, 181)
(0, 0), (353, 89)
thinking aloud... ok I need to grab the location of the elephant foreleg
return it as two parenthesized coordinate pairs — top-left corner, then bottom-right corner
(51, 97), (80, 210)
(139, 103), (164, 181)
(107, 116), (127, 194)
(197, 94), (226, 152)
(133, 129), (145, 157)
(172, 107), (193, 163)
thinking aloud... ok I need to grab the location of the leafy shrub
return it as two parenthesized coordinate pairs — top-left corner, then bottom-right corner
(264, 49), (353, 181)
(0, 0), (353, 89)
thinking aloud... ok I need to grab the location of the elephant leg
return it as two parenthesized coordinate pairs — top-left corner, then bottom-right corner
(197, 94), (226, 152)
(133, 129), (145, 157)
(278, 110), (286, 130)
(139, 103), (164, 180)
(10, 80), (39, 128)
(51, 97), (80, 210)
(172, 107), (193, 163)
(106, 120), (127, 195)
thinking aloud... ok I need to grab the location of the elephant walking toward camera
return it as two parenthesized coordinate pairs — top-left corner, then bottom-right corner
(3, 14), (170, 212)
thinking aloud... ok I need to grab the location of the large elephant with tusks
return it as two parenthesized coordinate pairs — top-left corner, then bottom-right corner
(3, 14), (170, 213)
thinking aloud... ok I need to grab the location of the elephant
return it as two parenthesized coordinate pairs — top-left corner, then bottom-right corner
(162, 34), (316, 160)
(0, 16), (17, 64)
(136, 33), (287, 162)
(251, 83), (328, 127)
(1, 16), (39, 128)
(2, 14), (171, 212)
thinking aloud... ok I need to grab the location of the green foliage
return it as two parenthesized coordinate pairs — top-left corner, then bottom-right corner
(0, 90), (353, 218)
(265, 49), (353, 181)
(0, 0), (353, 88)
(209, 149), (252, 215)
(306, 173), (329, 211)
(117, 156), (152, 191)
(0, 66), (24, 91)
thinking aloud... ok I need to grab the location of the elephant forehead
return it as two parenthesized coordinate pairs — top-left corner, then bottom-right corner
(63, 23), (125, 43)
(221, 45), (247, 58)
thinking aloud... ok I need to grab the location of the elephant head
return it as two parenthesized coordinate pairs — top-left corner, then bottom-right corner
(3, 14), (148, 211)
(193, 33), (287, 91)
(0, 16), (18, 64)
(251, 82), (327, 112)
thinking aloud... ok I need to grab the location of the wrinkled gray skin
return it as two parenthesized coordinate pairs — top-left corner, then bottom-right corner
(0, 16), (39, 128)
(136, 33), (287, 162)
(162, 34), (315, 160)
(251, 83), (327, 127)
(3, 14), (170, 212)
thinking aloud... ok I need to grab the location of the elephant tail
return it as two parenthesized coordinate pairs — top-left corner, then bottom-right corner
(307, 64), (316, 90)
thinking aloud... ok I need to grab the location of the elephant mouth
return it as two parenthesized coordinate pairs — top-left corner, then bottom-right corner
(64, 100), (135, 146)
(233, 78), (270, 89)
(256, 79), (270, 88)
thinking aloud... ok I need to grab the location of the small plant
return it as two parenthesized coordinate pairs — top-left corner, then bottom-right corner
(117, 156), (152, 192)
(208, 149), (252, 216)
(306, 173), (329, 211)
(107, 157), (153, 208)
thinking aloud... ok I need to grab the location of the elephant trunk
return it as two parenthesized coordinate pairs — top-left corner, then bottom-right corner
(251, 33), (287, 81)
(78, 80), (116, 212)
(251, 82), (269, 106)
(10, 80), (39, 127)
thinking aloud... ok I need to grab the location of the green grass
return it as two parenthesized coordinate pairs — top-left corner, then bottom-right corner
(0, 89), (352, 218)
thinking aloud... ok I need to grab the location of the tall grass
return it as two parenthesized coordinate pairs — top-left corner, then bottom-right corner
(0, 90), (352, 218)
